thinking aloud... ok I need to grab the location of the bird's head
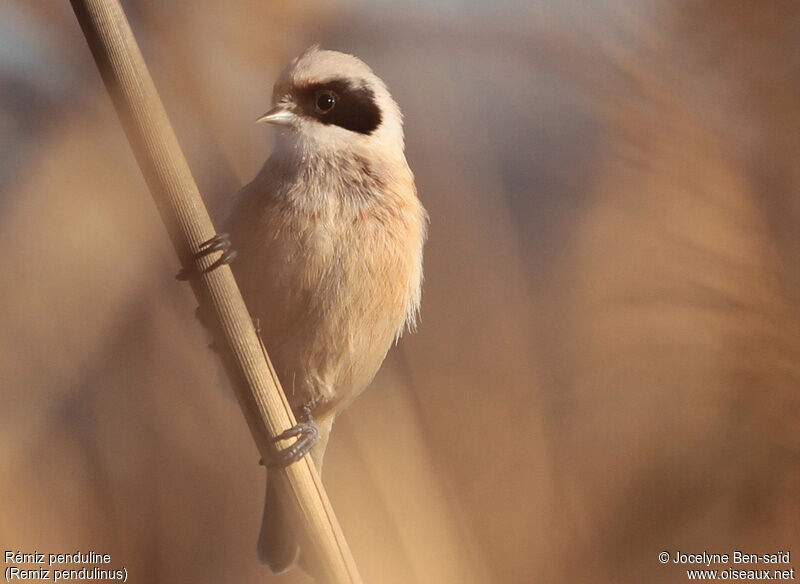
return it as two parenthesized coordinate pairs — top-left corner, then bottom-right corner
(258, 47), (405, 158)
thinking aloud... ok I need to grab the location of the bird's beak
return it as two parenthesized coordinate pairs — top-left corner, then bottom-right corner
(256, 105), (295, 126)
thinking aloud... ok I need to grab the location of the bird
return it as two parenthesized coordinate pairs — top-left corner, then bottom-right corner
(222, 46), (427, 573)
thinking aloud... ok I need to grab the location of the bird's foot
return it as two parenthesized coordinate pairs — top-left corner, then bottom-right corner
(192, 305), (220, 351)
(265, 406), (319, 469)
(176, 233), (237, 280)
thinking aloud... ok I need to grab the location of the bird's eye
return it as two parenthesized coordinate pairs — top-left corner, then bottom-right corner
(315, 90), (336, 113)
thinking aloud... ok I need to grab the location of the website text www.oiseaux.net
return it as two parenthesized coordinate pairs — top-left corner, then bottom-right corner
(659, 550), (794, 581)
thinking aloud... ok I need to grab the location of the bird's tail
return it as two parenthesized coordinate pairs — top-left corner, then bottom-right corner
(258, 415), (332, 573)
(258, 476), (300, 572)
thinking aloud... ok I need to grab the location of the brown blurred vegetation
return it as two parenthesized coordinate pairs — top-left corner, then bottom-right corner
(1, 1), (799, 583)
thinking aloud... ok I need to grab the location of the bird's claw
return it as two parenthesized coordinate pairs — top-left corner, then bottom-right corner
(266, 406), (319, 468)
(176, 233), (237, 280)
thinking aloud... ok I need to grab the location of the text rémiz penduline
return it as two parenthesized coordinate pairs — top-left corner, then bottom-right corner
(5, 552), (110, 566)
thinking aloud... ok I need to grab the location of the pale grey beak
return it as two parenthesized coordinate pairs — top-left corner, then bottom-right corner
(256, 105), (295, 126)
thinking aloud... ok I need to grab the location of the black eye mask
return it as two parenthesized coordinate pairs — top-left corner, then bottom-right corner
(294, 78), (383, 135)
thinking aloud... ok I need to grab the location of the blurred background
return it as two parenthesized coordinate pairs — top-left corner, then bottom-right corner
(2, 1), (800, 582)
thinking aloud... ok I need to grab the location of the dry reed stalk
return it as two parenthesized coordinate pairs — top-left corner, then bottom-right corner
(68, 1), (363, 582)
